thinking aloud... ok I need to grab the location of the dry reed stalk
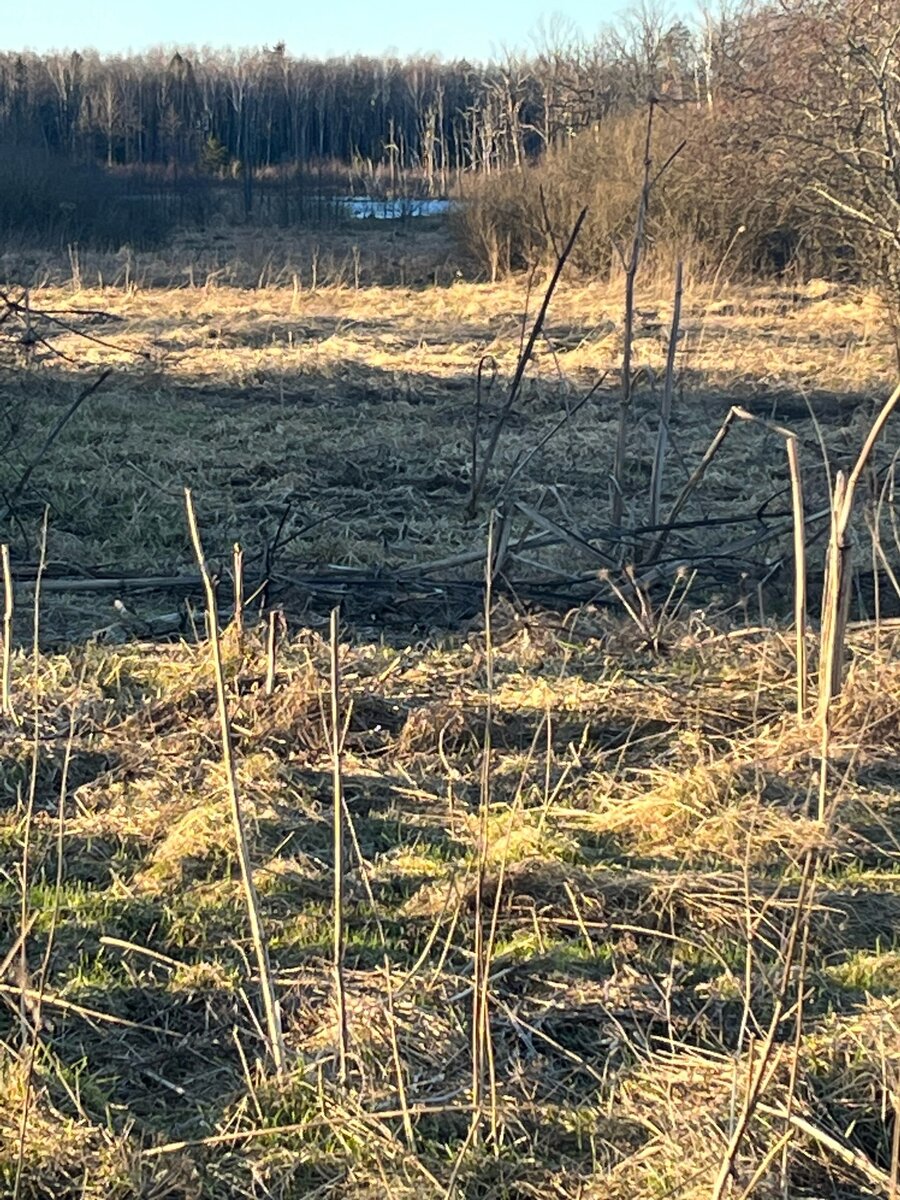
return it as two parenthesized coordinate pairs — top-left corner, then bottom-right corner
(232, 542), (244, 639)
(264, 609), (279, 696)
(184, 489), (287, 1076)
(611, 109), (684, 528)
(329, 606), (349, 1087)
(787, 436), (808, 718)
(2, 543), (13, 718)
(816, 380), (900, 731)
(648, 260), (683, 532)
(13, 509), (48, 1200)
(647, 405), (809, 716)
(471, 515), (497, 1142)
(611, 101), (656, 530)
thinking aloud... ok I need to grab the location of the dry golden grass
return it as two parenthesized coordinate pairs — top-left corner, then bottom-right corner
(3, 236), (897, 647)
(0, 605), (898, 1198)
(1, 228), (899, 1197)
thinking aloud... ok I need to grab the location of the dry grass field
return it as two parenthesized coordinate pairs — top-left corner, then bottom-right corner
(1, 224), (899, 1198)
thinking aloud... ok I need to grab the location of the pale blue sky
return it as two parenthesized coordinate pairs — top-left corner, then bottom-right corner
(4, 0), (697, 61)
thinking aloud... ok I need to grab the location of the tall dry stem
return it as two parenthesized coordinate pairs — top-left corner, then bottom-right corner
(1, 543), (13, 718)
(816, 379), (900, 731)
(471, 515), (497, 1142)
(612, 100), (655, 529)
(184, 488), (287, 1075)
(648, 260), (683, 532)
(13, 508), (48, 1200)
(330, 606), (350, 1086)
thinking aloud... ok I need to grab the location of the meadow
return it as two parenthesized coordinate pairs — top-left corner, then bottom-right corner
(0, 220), (899, 1199)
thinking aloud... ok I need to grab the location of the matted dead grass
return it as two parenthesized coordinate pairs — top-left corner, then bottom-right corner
(0, 605), (898, 1198)
(1, 229), (899, 1196)
(1, 228), (899, 645)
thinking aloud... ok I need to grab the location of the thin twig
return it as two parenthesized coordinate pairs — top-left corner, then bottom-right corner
(648, 260), (683, 531)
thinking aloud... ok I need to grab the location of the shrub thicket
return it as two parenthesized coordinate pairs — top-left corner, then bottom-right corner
(455, 2), (900, 293)
(453, 103), (862, 284)
(0, 148), (176, 250)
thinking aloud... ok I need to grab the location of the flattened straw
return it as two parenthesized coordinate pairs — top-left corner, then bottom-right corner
(184, 489), (286, 1075)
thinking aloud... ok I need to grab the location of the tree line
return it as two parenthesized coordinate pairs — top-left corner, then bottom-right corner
(4, 0), (900, 298)
(0, 9), (707, 186)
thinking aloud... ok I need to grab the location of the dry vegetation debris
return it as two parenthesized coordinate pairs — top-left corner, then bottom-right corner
(0, 605), (899, 1197)
(1, 236), (900, 1196)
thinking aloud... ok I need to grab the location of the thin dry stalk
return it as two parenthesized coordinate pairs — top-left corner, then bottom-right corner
(648, 260), (683, 532)
(471, 515), (496, 1142)
(817, 472), (850, 828)
(13, 508), (48, 1200)
(786, 436), (808, 718)
(1, 543), (13, 718)
(612, 100), (656, 530)
(470, 354), (497, 506)
(467, 209), (587, 518)
(264, 609), (279, 696)
(232, 542), (244, 639)
(816, 380), (900, 726)
(329, 606), (349, 1087)
(184, 488), (287, 1076)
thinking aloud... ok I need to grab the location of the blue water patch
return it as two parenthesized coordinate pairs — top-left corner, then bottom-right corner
(339, 197), (453, 220)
